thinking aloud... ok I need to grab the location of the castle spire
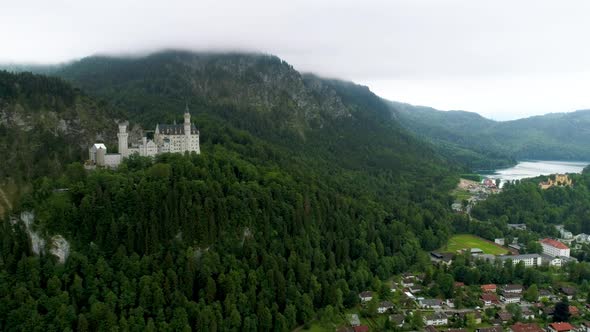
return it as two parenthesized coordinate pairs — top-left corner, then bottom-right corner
(184, 103), (191, 127)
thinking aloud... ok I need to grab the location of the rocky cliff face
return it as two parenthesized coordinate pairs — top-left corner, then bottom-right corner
(57, 51), (361, 135)
(0, 104), (116, 148)
(13, 211), (70, 263)
(0, 70), (121, 181)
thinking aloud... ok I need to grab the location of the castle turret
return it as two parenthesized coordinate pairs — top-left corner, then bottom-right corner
(184, 105), (191, 152)
(96, 147), (106, 167)
(117, 122), (129, 157)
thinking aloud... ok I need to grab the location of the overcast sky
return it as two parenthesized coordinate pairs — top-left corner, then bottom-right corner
(2, 0), (590, 120)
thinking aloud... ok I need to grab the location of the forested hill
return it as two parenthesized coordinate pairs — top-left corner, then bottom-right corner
(391, 100), (590, 170)
(0, 71), (120, 205)
(53, 50), (459, 178)
(56, 51), (360, 132)
(0, 51), (462, 330)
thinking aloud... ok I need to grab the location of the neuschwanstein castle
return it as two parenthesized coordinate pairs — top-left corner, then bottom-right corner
(88, 107), (200, 168)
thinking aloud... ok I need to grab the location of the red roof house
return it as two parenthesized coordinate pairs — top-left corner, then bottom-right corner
(480, 293), (500, 306)
(509, 322), (544, 332)
(353, 326), (369, 332)
(481, 284), (497, 292)
(540, 238), (569, 250)
(548, 322), (575, 332)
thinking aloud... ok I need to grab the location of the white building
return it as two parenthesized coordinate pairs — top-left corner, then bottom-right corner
(501, 293), (521, 304)
(540, 238), (570, 257)
(401, 276), (415, 287)
(575, 233), (590, 243)
(418, 298), (443, 309)
(377, 301), (393, 313)
(555, 225), (574, 239)
(89, 107), (200, 168)
(445, 299), (455, 308)
(496, 254), (542, 267)
(359, 291), (373, 303)
(424, 312), (447, 326)
(347, 314), (360, 327)
(503, 284), (523, 294)
(89, 143), (122, 168)
(89, 143), (106, 164)
(542, 254), (563, 267)
(495, 238), (505, 245)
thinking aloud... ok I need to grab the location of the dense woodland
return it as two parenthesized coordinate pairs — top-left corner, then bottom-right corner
(0, 150), (455, 330)
(0, 56), (461, 331)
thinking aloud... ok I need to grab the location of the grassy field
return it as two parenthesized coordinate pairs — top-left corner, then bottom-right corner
(440, 234), (508, 255)
(300, 324), (331, 332)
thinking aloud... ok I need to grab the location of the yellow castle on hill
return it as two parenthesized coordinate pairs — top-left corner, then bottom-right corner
(539, 174), (573, 190)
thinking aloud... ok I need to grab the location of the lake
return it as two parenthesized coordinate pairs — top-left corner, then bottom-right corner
(480, 160), (589, 185)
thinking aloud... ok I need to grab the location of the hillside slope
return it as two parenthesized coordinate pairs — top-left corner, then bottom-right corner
(0, 51), (462, 330)
(55, 51), (458, 179)
(390, 101), (515, 170)
(391, 101), (590, 169)
(0, 71), (120, 207)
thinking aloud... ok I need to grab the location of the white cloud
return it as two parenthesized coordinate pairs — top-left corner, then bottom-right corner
(2, 0), (589, 119)
(364, 73), (590, 120)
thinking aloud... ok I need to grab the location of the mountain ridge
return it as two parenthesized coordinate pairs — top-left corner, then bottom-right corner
(390, 100), (590, 169)
(2, 50), (589, 122)
(3, 49), (588, 171)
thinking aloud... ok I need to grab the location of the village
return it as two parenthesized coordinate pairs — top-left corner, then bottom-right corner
(335, 175), (589, 332)
(451, 178), (501, 215)
(338, 234), (590, 332)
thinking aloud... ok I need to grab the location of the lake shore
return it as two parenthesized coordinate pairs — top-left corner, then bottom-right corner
(479, 160), (589, 184)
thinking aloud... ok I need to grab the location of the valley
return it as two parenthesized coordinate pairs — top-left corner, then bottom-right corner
(0, 51), (589, 332)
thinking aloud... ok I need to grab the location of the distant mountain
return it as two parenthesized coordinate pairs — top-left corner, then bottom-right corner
(56, 52), (352, 132)
(390, 101), (514, 170)
(391, 101), (590, 170)
(496, 110), (590, 160)
(0, 63), (64, 76)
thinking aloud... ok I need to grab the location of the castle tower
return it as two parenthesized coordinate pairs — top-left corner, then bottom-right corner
(184, 104), (191, 152)
(117, 122), (129, 157)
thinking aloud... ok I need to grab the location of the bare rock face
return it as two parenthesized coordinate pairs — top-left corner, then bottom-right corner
(128, 124), (145, 146)
(50, 235), (70, 264)
(57, 119), (68, 133)
(60, 51), (358, 136)
(20, 211), (45, 255)
(18, 211), (70, 263)
(0, 105), (31, 130)
(178, 54), (354, 130)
